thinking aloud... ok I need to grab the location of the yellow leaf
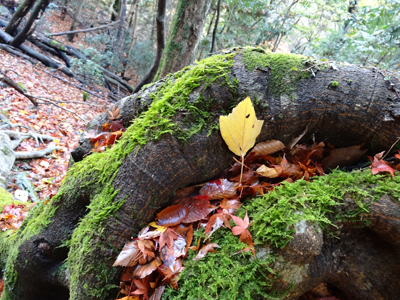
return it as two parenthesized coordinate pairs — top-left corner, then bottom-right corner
(220, 97), (263, 182)
(219, 97), (263, 157)
(149, 222), (167, 232)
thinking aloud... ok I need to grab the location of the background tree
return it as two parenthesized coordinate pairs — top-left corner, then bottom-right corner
(68, 0), (86, 42)
(154, 0), (212, 80)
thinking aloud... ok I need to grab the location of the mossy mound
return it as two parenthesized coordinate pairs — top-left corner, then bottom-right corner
(163, 170), (400, 300)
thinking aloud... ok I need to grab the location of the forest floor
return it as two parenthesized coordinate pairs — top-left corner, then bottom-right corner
(0, 11), (118, 201)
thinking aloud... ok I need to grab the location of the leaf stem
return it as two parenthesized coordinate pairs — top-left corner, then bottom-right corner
(240, 155), (244, 183)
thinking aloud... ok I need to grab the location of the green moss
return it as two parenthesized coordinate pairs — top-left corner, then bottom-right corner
(241, 47), (310, 98)
(330, 81), (339, 87)
(164, 170), (400, 299)
(163, 228), (281, 300)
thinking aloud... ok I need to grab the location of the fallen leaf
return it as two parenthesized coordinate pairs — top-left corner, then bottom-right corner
(133, 258), (162, 278)
(157, 204), (188, 227)
(256, 165), (280, 178)
(252, 140), (285, 156)
(193, 243), (221, 262)
(113, 241), (140, 267)
(219, 97), (263, 182)
(231, 212), (253, 244)
(199, 179), (238, 200)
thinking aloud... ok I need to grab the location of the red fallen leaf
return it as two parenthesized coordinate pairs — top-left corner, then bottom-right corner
(395, 151), (400, 160)
(110, 120), (125, 132)
(205, 212), (231, 238)
(199, 179), (239, 200)
(133, 257), (162, 278)
(231, 212), (253, 244)
(132, 277), (150, 300)
(369, 153), (396, 179)
(102, 130), (123, 147)
(193, 243), (220, 262)
(179, 195), (214, 224)
(159, 228), (179, 252)
(89, 132), (109, 145)
(157, 204), (188, 227)
(220, 198), (241, 214)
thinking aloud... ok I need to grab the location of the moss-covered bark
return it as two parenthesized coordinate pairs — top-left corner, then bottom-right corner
(1, 48), (400, 300)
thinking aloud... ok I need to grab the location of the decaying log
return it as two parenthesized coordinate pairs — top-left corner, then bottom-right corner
(1, 48), (400, 300)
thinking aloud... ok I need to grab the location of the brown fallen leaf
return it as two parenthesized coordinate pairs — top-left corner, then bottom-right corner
(251, 140), (285, 156)
(322, 146), (367, 170)
(193, 243), (221, 262)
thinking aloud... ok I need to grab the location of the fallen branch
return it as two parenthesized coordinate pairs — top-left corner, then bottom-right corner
(48, 18), (125, 37)
(14, 146), (62, 159)
(1, 129), (55, 149)
(0, 69), (39, 106)
(0, 43), (37, 64)
(0, 29), (74, 78)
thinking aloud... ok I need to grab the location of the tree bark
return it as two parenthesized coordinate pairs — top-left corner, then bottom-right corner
(154, 0), (212, 80)
(68, 0), (86, 42)
(1, 48), (400, 300)
(132, 0), (166, 93)
(10, 0), (51, 47)
(4, 0), (37, 36)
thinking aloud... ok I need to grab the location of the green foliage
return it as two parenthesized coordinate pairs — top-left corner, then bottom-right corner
(70, 45), (104, 84)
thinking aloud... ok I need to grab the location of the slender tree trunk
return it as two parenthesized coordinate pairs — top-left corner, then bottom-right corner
(154, 0), (212, 80)
(197, 8), (216, 61)
(10, 0), (51, 47)
(68, 0), (85, 42)
(127, 0), (140, 58)
(209, 0), (221, 54)
(114, 0), (126, 45)
(4, 0), (37, 36)
(133, 0), (166, 93)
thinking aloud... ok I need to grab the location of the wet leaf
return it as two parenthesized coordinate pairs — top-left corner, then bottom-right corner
(113, 241), (140, 267)
(180, 195), (213, 223)
(199, 179), (238, 200)
(157, 204), (188, 227)
(256, 165), (280, 178)
(322, 146), (367, 170)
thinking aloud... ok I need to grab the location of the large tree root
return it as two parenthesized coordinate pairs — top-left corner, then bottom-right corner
(0, 48), (399, 300)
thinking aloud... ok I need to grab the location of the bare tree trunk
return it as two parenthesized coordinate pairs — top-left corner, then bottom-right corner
(154, 0), (212, 80)
(68, 0), (86, 42)
(10, 0), (51, 47)
(209, 0), (221, 54)
(110, 0), (120, 21)
(4, 0), (37, 35)
(132, 0), (166, 93)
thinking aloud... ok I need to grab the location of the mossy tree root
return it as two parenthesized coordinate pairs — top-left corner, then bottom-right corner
(1, 48), (400, 300)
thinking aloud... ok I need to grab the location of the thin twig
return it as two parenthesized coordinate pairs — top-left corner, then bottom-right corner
(382, 137), (400, 160)
(32, 96), (87, 123)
